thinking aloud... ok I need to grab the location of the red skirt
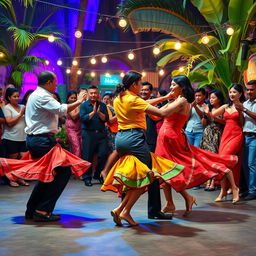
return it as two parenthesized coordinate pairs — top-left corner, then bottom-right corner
(0, 144), (91, 182)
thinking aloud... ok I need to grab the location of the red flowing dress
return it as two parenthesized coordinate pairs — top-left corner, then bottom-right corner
(218, 111), (243, 185)
(155, 112), (238, 192)
(0, 144), (91, 182)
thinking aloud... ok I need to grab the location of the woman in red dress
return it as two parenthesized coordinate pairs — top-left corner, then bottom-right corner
(155, 76), (239, 216)
(204, 84), (244, 202)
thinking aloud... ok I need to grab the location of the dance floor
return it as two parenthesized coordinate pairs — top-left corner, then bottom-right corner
(0, 179), (255, 256)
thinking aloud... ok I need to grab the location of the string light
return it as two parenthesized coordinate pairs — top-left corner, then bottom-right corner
(57, 59), (62, 65)
(0, 52), (4, 58)
(226, 26), (234, 36)
(90, 57), (97, 65)
(45, 60), (49, 65)
(72, 59), (78, 66)
(48, 35), (55, 42)
(128, 51), (135, 60)
(201, 35), (210, 44)
(90, 71), (96, 77)
(179, 66), (185, 72)
(105, 72), (111, 77)
(77, 69), (82, 75)
(118, 17), (127, 28)
(174, 41), (182, 50)
(66, 68), (71, 74)
(159, 69), (165, 76)
(142, 71), (146, 77)
(74, 30), (82, 38)
(153, 46), (160, 55)
(101, 56), (108, 63)
(120, 72), (125, 78)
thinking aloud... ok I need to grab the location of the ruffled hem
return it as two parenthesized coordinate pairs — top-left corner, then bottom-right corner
(101, 152), (185, 196)
(0, 144), (91, 182)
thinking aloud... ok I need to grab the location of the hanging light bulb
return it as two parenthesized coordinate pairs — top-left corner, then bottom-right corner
(48, 35), (55, 43)
(66, 68), (71, 74)
(0, 52), (4, 58)
(45, 60), (49, 65)
(105, 72), (111, 77)
(57, 59), (63, 66)
(201, 35), (210, 44)
(101, 56), (108, 63)
(153, 46), (160, 55)
(90, 72), (96, 77)
(179, 66), (185, 72)
(77, 70), (82, 75)
(128, 51), (135, 60)
(174, 41), (182, 50)
(142, 71), (146, 77)
(120, 72), (125, 78)
(118, 17), (127, 28)
(226, 26), (234, 36)
(72, 59), (78, 66)
(159, 69), (165, 76)
(90, 57), (97, 65)
(74, 30), (82, 38)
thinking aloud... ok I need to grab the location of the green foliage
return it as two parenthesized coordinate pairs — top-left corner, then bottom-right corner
(55, 127), (69, 150)
(119, 0), (256, 95)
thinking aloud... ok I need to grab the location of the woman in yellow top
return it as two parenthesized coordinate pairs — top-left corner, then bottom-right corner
(102, 71), (195, 226)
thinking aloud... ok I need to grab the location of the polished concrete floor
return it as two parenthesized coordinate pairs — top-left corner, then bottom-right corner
(0, 179), (256, 256)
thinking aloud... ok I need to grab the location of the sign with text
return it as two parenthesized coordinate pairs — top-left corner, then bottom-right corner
(100, 74), (121, 86)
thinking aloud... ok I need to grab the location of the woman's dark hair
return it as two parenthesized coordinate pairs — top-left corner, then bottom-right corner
(158, 89), (168, 96)
(53, 92), (61, 103)
(5, 88), (19, 103)
(66, 90), (77, 103)
(208, 89), (224, 111)
(21, 89), (34, 105)
(172, 75), (195, 103)
(115, 71), (142, 94)
(227, 84), (245, 106)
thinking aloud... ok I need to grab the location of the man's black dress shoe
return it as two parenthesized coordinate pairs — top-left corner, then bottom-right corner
(25, 211), (60, 220)
(84, 180), (92, 186)
(93, 175), (104, 184)
(148, 212), (172, 220)
(244, 193), (256, 200)
(239, 191), (248, 198)
(33, 212), (61, 222)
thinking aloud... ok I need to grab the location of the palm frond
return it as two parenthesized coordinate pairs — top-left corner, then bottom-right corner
(7, 26), (35, 50)
(11, 70), (23, 86)
(0, 12), (15, 27)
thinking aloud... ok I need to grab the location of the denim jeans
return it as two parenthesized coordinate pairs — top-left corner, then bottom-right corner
(243, 136), (256, 195)
(185, 131), (203, 147)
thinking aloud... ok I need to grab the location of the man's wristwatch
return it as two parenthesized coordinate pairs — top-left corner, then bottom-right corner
(243, 108), (247, 113)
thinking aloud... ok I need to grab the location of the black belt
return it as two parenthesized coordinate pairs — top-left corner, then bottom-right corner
(119, 128), (145, 132)
(85, 129), (105, 133)
(244, 132), (256, 137)
(27, 133), (55, 137)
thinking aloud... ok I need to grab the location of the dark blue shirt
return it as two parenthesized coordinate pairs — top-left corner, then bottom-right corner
(80, 100), (109, 131)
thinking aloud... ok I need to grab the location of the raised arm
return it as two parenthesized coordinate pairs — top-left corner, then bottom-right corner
(145, 96), (187, 117)
(207, 104), (227, 117)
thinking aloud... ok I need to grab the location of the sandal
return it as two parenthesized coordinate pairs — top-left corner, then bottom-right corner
(18, 179), (30, 186)
(10, 181), (20, 187)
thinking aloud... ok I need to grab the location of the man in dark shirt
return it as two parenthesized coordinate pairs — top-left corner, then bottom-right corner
(80, 85), (109, 186)
(140, 82), (171, 220)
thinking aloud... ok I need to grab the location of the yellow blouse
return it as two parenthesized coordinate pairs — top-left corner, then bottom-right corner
(114, 90), (150, 130)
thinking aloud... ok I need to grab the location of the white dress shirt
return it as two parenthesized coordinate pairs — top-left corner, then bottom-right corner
(25, 86), (67, 135)
(243, 99), (256, 133)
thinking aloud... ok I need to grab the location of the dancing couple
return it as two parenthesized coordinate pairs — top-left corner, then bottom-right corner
(102, 71), (239, 226)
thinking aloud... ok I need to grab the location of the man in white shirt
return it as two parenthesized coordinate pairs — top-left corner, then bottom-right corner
(25, 71), (87, 221)
(235, 80), (256, 200)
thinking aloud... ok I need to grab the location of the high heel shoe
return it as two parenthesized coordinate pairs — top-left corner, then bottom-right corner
(119, 214), (139, 226)
(183, 197), (197, 217)
(161, 205), (176, 216)
(110, 210), (122, 226)
(232, 188), (240, 204)
(215, 192), (227, 202)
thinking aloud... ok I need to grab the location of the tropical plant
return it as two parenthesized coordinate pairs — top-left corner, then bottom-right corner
(118, 0), (256, 95)
(0, 0), (71, 87)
